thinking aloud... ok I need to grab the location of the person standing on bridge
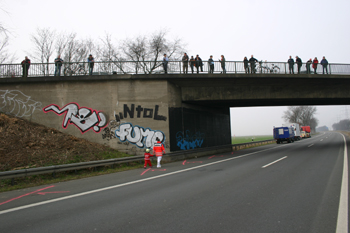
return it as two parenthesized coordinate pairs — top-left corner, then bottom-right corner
(162, 54), (169, 74)
(243, 57), (249, 74)
(195, 55), (203, 73)
(190, 56), (195, 74)
(182, 53), (189, 74)
(249, 55), (258, 73)
(312, 57), (318, 74)
(287, 56), (294, 74)
(320, 56), (328, 74)
(219, 55), (226, 74)
(306, 59), (312, 74)
(87, 54), (94, 75)
(21, 56), (31, 77)
(208, 55), (214, 74)
(153, 137), (165, 168)
(296, 56), (302, 74)
(54, 55), (63, 76)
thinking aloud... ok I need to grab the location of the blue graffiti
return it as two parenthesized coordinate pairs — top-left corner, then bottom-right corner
(176, 130), (205, 150)
(115, 123), (165, 148)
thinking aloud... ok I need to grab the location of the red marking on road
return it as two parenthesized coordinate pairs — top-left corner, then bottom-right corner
(0, 185), (55, 206)
(141, 168), (151, 176)
(141, 168), (166, 176)
(183, 160), (203, 164)
(37, 191), (70, 195)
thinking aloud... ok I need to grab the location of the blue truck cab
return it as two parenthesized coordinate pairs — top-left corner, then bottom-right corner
(273, 126), (295, 144)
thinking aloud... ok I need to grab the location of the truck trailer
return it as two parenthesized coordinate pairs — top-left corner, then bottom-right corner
(283, 123), (301, 141)
(300, 126), (311, 138)
(273, 126), (295, 144)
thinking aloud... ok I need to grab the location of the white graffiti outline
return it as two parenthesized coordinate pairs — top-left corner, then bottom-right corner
(115, 123), (165, 148)
(43, 103), (107, 134)
(0, 90), (42, 118)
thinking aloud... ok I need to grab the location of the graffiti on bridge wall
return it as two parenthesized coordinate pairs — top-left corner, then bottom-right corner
(115, 123), (165, 149)
(115, 104), (167, 121)
(43, 103), (107, 133)
(176, 130), (205, 150)
(0, 90), (42, 118)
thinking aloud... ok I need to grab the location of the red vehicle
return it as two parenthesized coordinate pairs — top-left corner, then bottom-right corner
(301, 126), (311, 138)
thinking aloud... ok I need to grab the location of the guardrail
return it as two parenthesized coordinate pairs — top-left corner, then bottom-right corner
(1, 60), (349, 78)
(0, 140), (275, 181)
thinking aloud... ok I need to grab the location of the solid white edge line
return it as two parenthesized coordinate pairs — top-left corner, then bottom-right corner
(262, 156), (288, 168)
(336, 133), (348, 233)
(0, 144), (291, 215)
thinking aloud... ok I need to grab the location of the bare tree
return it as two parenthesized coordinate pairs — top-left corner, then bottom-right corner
(283, 106), (318, 128)
(0, 6), (16, 65)
(55, 33), (96, 76)
(117, 30), (186, 74)
(31, 28), (56, 75)
(282, 106), (303, 123)
(0, 33), (10, 63)
(299, 106), (317, 126)
(97, 33), (119, 74)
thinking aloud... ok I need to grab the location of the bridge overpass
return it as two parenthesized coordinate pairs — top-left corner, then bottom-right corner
(1, 73), (349, 154)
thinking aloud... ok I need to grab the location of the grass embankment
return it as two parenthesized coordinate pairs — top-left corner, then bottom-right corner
(0, 112), (136, 192)
(232, 135), (273, 144)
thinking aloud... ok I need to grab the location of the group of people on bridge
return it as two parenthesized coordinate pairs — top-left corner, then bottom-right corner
(19, 53), (330, 77)
(165, 53), (330, 75)
(287, 56), (329, 75)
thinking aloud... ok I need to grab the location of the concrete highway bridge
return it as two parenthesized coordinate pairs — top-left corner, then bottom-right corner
(1, 73), (349, 154)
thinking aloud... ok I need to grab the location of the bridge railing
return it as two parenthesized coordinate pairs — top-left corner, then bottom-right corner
(1, 61), (350, 78)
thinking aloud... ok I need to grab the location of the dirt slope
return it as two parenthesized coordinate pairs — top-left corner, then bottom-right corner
(0, 113), (121, 172)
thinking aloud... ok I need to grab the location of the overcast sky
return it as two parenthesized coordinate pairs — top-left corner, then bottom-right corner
(1, 0), (349, 135)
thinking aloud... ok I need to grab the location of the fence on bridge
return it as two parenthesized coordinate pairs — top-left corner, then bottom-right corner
(1, 60), (350, 78)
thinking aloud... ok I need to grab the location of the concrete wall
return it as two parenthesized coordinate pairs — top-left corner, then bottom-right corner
(0, 76), (170, 155)
(0, 75), (231, 155)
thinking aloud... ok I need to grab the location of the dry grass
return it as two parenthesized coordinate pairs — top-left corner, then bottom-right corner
(0, 113), (127, 172)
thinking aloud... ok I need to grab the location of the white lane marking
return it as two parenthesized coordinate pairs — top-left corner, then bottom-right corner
(308, 144), (314, 147)
(336, 133), (348, 233)
(320, 139), (324, 142)
(0, 144), (291, 215)
(262, 156), (288, 168)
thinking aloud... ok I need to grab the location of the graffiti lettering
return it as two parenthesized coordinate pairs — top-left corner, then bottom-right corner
(114, 104), (167, 121)
(115, 123), (165, 148)
(176, 130), (205, 150)
(0, 90), (42, 118)
(43, 103), (107, 134)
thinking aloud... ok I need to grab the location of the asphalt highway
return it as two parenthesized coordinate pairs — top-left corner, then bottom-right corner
(0, 131), (348, 233)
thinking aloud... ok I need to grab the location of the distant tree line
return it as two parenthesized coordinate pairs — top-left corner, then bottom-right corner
(332, 119), (350, 131)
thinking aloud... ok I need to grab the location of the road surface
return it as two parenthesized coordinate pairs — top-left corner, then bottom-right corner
(0, 131), (348, 233)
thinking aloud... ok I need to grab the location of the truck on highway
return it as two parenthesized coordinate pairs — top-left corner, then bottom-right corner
(283, 123), (301, 141)
(273, 126), (295, 144)
(301, 126), (311, 138)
